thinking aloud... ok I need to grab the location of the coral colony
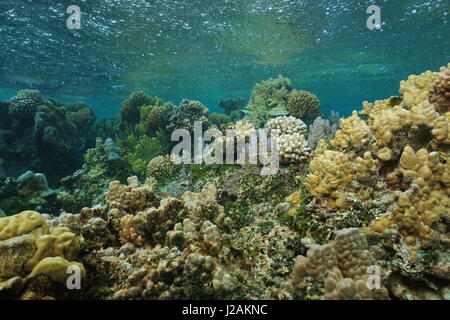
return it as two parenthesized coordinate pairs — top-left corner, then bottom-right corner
(0, 64), (449, 300)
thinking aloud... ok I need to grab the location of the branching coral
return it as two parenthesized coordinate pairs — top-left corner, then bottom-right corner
(277, 133), (311, 164)
(330, 111), (370, 149)
(305, 149), (354, 208)
(105, 176), (157, 214)
(265, 116), (307, 136)
(307, 116), (338, 149)
(431, 63), (450, 112)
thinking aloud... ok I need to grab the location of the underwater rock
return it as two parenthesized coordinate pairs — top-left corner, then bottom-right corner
(16, 170), (53, 199)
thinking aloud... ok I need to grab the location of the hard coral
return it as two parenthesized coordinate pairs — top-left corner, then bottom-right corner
(8, 89), (42, 124)
(120, 91), (153, 126)
(432, 63), (450, 113)
(147, 155), (176, 180)
(287, 90), (322, 125)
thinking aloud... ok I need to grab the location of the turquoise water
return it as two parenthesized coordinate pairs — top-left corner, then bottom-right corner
(0, 0), (448, 117)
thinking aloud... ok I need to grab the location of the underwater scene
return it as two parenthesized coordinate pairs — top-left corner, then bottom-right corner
(0, 0), (449, 301)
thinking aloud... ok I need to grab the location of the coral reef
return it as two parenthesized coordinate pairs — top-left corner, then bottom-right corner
(119, 91), (154, 128)
(1, 65), (450, 301)
(0, 91), (108, 185)
(219, 97), (245, 115)
(292, 228), (389, 299)
(208, 113), (232, 129)
(431, 63), (450, 113)
(146, 155), (177, 180)
(296, 64), (450, 299)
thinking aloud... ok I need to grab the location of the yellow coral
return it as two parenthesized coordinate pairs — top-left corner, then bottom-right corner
(330, 111), (370, 149)
(29, 257), (86, 285)
(0, 211), (47, 240)
(399, 70), (438, 107)
(25, 227), (80, 271)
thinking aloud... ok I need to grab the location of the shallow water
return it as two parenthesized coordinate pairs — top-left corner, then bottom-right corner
(0, 0), (448, 117)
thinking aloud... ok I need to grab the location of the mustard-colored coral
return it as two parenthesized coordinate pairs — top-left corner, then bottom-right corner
(330, 111), (370, 149)
(305, 150), (354, 208)
(29, 257), (86, 285)
(0, 211), (47, 240)
(399, 70), (438, 107)
(119, 214), (145, 247)
(105, 176), (156, 214)
(25, 227), (80, 271)
(0, 211), (83, 286)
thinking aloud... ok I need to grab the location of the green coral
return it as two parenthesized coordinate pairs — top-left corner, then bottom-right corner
(120, 91), (154, 127)
(208, 113), (231, 129)
(120, 133), (170, 177)
(168, 99), (209, 132)
(219, 97), (245, 115)
(287, 90), (322, 125)
(244, 75), (293, 127)
(140, 102), (174, 135)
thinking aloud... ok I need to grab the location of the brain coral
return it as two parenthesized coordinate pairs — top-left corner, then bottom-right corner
(168, 99), (209, 132)
(287, 90), (321, 125)
(8, 89), (42, 122)
(147, 155), (176, 180)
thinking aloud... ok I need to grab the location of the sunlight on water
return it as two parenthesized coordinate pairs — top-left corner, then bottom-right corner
(0, 0), (449, 117)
